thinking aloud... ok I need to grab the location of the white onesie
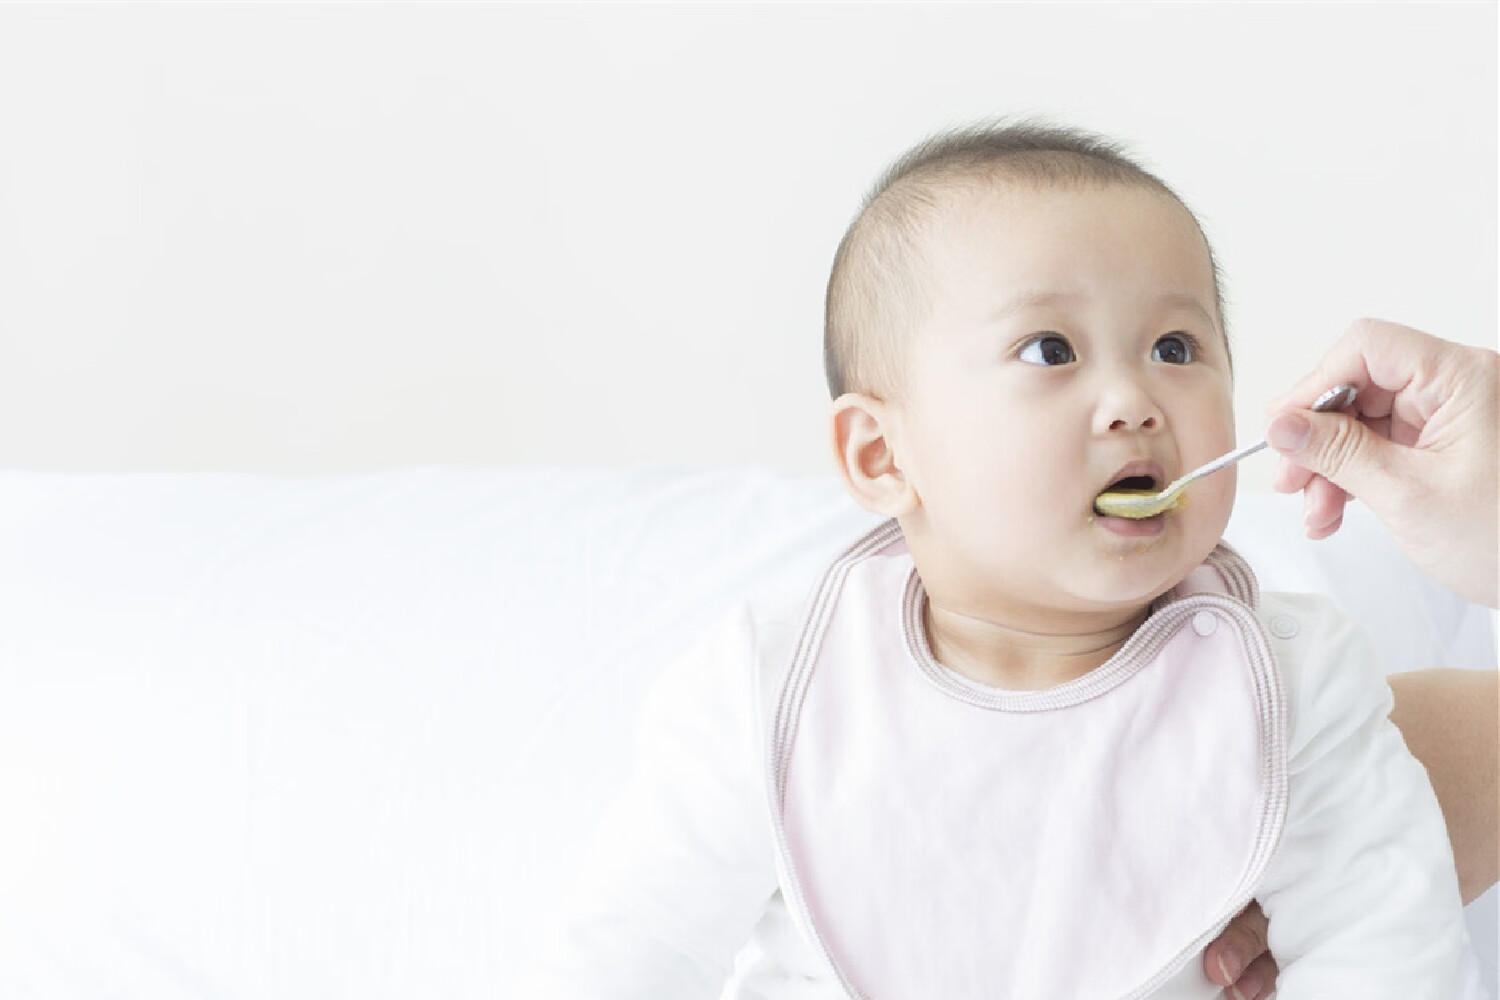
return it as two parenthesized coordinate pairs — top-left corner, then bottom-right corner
(521, 520), (1484, 999)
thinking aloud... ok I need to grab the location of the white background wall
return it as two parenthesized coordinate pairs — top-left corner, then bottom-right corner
(0, 2), (1494, 489)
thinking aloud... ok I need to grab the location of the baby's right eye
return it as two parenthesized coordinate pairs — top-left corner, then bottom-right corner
(1017, 334), (1077, 366)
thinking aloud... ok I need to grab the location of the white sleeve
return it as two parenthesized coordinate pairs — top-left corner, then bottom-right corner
(1255, 594), (1485, 998)
(515, 606), (781, 999)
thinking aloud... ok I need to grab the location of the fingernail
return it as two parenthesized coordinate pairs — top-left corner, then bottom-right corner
(1267, 411), (1311, 453)
(1217, 952), (1243, 985)
(1226, 985), (1246, 1000)
(1238, 972), (1264, 999)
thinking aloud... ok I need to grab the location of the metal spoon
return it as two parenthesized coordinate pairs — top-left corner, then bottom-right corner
(1093, 382), (1359, 519)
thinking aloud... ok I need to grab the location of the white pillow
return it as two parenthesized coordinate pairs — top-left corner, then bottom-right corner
(0, 468), (1491, 998)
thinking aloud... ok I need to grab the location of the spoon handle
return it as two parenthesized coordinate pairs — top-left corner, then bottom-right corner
(1172, 440), (1268, 491)
(1175, 382), (1358, 491)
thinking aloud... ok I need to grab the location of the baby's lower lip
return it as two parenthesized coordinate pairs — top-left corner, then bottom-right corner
(1096, 512), (1167, 538)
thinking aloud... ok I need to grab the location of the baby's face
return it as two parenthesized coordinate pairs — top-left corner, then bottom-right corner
(889, 182), (1235, 615)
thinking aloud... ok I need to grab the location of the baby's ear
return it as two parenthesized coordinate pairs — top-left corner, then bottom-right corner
(830, 393), (918, 517)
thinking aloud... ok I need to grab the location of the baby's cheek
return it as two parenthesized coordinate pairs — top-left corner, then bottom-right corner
(1191, 469), (1237, 540)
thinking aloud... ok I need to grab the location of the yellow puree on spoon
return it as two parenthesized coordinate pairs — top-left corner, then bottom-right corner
(1093, 487), (1181, 519)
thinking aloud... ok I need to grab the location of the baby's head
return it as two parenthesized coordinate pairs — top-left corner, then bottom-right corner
(826, 121), (1237, 624)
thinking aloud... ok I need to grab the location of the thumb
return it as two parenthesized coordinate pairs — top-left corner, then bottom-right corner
(1265, 408), (1405, 501)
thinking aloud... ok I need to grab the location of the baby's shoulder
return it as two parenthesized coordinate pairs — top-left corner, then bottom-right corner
(1255, 589), (1347, 642)
(1255, 589), (1393, 760)
(1255, 589), (1379, 672)
(657, 580), (823, 738)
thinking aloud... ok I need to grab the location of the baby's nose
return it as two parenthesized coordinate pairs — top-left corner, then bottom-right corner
(1108, 413), (1158, 431)
(1093, 383), (1165, 434)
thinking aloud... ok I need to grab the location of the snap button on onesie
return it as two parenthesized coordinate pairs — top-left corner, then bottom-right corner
(1192, 610), (1218, 637)
(1269, 614), (1299, 640)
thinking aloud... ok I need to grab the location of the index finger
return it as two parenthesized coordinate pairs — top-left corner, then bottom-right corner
(1269, 318), (1430, 417)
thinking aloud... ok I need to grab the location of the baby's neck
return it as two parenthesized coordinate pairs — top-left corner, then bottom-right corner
(922, 599), (1149, 691)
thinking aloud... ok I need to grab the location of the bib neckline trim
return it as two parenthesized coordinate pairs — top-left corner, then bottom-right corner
(893, 529), (1261, 713)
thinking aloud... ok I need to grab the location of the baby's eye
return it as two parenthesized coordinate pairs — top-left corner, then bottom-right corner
(1018, 334), (1076, 366)
(1151, 332), (1198, 365)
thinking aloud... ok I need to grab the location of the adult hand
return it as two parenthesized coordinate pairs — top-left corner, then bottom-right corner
(1266, 319), (1499, 607)
(1202, 901), (1276, 999)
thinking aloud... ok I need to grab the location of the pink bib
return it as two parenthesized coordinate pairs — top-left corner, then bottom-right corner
(769, 522), (1288, 1000)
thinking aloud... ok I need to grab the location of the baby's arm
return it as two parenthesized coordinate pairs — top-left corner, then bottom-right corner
(516, 607), (780, 998)
(1253, 594), (1484, 998)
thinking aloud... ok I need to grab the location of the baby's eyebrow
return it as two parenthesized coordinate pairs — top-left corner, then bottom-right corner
(1157, 293), (1217, 327)
(988, 291), (1216, 327)
(988, 291), (1082, 324)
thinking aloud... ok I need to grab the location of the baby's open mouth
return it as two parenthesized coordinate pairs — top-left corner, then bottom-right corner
(1105, 475), (1158, 493)
(1093, 469), (1176, 519)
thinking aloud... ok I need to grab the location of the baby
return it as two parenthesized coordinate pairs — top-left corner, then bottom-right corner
(522, 122), (1482, 998)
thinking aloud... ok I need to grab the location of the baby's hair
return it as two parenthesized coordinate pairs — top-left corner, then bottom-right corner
(823, 119), (1228, 399)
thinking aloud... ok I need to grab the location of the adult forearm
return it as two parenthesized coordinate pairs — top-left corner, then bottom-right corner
(1388, 669), (1499, 904)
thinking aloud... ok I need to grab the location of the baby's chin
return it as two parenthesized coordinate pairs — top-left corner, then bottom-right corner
(1074, 525), (1224, 605)
(1062, 573), (1181, 613)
